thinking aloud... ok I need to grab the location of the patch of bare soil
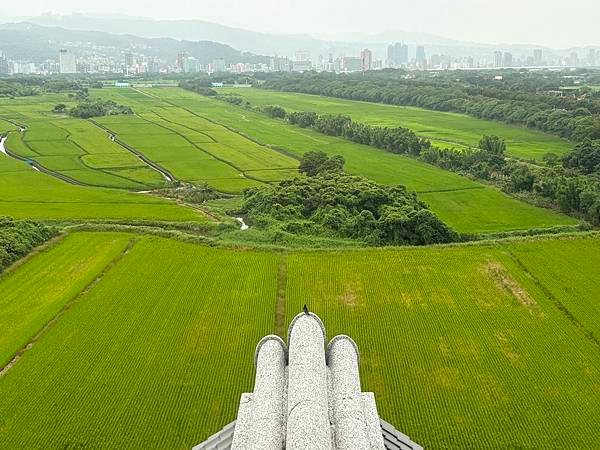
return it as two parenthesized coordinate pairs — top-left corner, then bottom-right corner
(483, 260), (543, 318)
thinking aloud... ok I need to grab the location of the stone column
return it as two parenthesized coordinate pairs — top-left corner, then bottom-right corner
(327, 335), (373, 449)
(249, 335), (287, 449)
(286, 313), (332, 450)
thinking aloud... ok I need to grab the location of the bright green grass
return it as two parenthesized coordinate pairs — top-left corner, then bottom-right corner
(222, 88), (574, 160)
(420, 188), (577, 233)
(506, 236), (600, 339)
(0, 94), (165, 189)
(91, 88), (298, 192)
(0, 153), (201, 221)
(139, 87), (577, 233)
(1, 233), (599, 448)
(0, 233), (132, 367)
(285, 236), (600, 448)
(0, 234), (279, 449)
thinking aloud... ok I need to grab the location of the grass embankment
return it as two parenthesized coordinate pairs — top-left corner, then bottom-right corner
(0, 231), (599, 448)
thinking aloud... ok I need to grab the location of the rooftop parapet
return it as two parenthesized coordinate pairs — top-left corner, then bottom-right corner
(196, 309), (422, 450)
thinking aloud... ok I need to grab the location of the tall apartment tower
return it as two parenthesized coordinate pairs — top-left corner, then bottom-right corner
(361, 48), (373, 71)
(493, 51), (503, 68)
(58, 49), (77, 74)
(533, 49), (543, 66)
(415, 45), (426, 68)
(387, 42), (409, 67)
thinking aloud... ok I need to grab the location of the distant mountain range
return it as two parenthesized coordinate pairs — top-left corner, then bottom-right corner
(0, 14), (597, 65)
(12, 13), (565, 61)
(0, 21), (269, 64)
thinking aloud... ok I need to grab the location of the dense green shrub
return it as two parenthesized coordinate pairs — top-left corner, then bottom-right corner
(67, 99), (133, 118)
(0, 217), (57, 273)
(238, 160), (456, 246)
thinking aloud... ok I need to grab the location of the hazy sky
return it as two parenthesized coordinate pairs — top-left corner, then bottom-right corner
(4, 0), (600, 48)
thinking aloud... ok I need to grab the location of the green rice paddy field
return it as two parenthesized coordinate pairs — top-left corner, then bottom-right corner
(221, 87), (574, 160)
(0, 231), (599, 449)
(0, 150), (200, 222)
(116, 86), (576, 234)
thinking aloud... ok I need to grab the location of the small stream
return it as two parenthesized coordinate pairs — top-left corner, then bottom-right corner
(235, 217), (249, 231)
(0, 136), (7, 155)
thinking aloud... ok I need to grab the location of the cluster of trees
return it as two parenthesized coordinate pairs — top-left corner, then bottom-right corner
(421, 137), (600, 224)
(238, 152), (456, 246)
(53, 99), (133, 119)
(259, 71), (600, 143)
(0, 217), (57, 273)
(265, 106), (430, 156)
(0, 77), (84, 98)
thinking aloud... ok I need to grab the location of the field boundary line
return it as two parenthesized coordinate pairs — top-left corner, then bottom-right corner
(275, 254), (288, 337)
(0, 237), (139, 378)
(136, 87), (301, 162)
(89, 119), (176, 184)
(502, 244), (600, 350)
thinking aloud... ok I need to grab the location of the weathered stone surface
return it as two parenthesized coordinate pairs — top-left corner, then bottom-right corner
(226, 311), (414, 450)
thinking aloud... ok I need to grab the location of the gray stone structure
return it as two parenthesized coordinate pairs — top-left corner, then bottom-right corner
(194, 312), (422, 450)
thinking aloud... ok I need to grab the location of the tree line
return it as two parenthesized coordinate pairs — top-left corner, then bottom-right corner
(0, 77), (86, 98)
(180, 79), (600, 226)
(238, 152), (456, 246)
(0, 217), (57, 273)
(258, 104), (600, 226)
(258, 71), (600, 144)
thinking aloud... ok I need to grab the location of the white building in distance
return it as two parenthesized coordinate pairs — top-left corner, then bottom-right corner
(59, 49), (77, 74)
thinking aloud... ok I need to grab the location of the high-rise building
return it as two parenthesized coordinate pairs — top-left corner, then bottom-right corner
(212, 58), (226, 72)
(270, 56), (292, 72)
(533, 49), (543, 66)
(360, 48), (373, 71)
(415, 46), (426, 68)
(183, 57), (199, 73)
(387, 42), (409, 66)
(587, 49), (597, 66)
(59, 49), (77, 74)
(0, 52), (9, 74)
(493, 51), (503, 68)
(502, 52), (513, 67)
(176, 52), (188, 71)
(568, 51), (579, 67)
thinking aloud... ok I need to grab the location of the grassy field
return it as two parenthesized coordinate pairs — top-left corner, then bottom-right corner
(222, 87), (574, 160)
(0, 232), (599, 448)
(91, 88), (298, 194)
(0, 233), (133, 367)
(0, 152), (201, 221)
(135, 87), (577, 234)
(0, 94), (166, 190)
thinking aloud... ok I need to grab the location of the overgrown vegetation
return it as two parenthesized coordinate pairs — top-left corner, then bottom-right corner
(0, 217), (57, 273)
(237, 152), (456, 246)
(155, 182), (221, 204)
(0, 77), (83, 98)
(57, 98), (133, 118)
